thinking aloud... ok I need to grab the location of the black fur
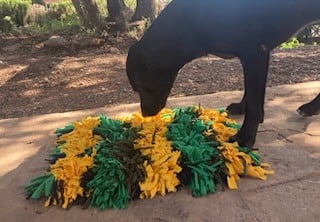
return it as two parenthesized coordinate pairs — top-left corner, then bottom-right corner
(126, 0), (320, 148)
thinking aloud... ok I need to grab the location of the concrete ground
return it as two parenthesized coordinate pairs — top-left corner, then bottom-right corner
(0, 81), (319, 222)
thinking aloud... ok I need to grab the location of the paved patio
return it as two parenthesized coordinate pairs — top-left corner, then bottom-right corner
(0, 81), (319, 222)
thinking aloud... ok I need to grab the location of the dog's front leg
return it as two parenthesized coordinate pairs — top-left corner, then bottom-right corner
(226, 95), (245, 115)
(230, 49), (270, 148)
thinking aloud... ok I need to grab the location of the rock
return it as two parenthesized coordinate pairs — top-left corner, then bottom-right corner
(69, 38), (104, 51)
(43, 77), (49, 83)
(44, 35), (69, 49)
(91, 38), (104, 46)
(1, 43), (22, 52)
(109, 47), (120, 54)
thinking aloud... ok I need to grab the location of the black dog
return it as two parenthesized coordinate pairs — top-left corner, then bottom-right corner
(126, 0), (320, 148)
(297, 93), (320, 116)
(227, 93), (320, 117)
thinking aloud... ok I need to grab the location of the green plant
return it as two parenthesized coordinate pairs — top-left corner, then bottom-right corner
(124, 0), (137, 10)
(32, 0), (45, 5)
(127, 17), (149, 38)
(0, 0), (31, 32)
(27, 3), (46, 24)
(28, 12), (80, 34)
(15, 0), (30, 25)
(96, 0), (107, 17)
(49, 0), (76, 20)
(280, 37), (304, 49)
(1, 16), (16, 33)
(27, 0), (80, 34)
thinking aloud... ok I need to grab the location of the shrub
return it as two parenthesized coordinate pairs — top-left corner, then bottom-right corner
(27, 0), (80, 34)
(124, 0), (136, 10)
(15, 0), (31, 25)
(96, 0), (107, 17)
(280, 37), (304, 49)
(27, 3), (47, 24)
(0, 0), (31, 32)
(32, 0), (45, 5)
(1, 16), (16, 32)
(49, 0), (76, 20)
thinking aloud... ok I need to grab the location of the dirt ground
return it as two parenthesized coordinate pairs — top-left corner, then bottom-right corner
(1, 81), (320, 222)
(1, 35), (320, 222)
(0, 35), (319, 119)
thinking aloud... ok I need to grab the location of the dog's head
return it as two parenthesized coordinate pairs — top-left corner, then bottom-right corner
(126, 43), (176, 116)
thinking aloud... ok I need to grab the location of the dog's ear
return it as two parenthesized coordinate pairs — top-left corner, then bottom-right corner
(126, 44), (149, 92)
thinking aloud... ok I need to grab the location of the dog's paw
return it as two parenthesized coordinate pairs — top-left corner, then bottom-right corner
(226, 102), (245, 115)
(228, 133), (254, 150)
(297, 104), (320, 117)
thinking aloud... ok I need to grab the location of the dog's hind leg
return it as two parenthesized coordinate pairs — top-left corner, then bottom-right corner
(297, 93), (320, 116)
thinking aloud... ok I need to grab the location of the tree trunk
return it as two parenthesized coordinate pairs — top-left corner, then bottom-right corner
(71, 0), (102, 29)
(71, 0), (86, 25)
(106, 0), (128, 32)
(131, 0), (158, 22)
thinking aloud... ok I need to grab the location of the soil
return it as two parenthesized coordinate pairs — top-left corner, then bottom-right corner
(0, 35), (319, 119)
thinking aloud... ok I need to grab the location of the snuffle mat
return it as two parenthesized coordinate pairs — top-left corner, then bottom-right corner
(25, 106), (274, 210)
